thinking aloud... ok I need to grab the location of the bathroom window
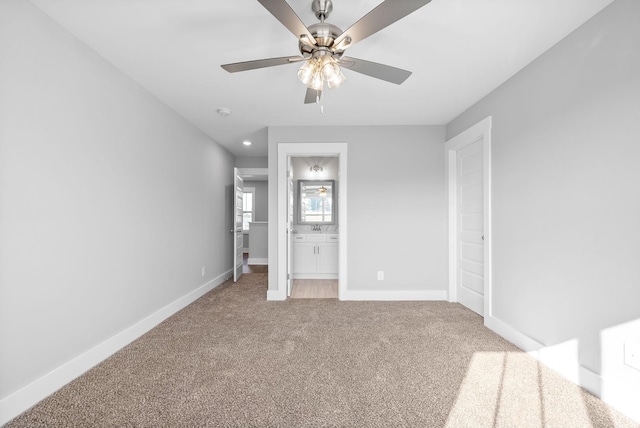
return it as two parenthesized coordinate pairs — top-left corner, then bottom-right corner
(242, 187), (255, 231)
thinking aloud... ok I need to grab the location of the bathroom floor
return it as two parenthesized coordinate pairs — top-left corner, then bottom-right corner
(290, 279), (338, 299)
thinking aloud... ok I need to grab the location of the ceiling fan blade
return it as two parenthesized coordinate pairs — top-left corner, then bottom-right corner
(221, 56), (304, 73)
(304, 88), (322, 104)
(334, 0), (431, 48)
(339, 56), (412, 85)
(257, 0), (316, 45)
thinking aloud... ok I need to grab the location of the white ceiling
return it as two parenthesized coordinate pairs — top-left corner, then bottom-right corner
(30, 0), (614, 157)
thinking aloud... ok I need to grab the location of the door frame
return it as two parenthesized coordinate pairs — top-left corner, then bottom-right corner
(233, 167), (244, 282)
(445, 117), (492, 318)
(277, 142), (348, 300)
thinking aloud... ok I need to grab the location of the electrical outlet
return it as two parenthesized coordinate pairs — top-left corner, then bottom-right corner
(624, 342), (640, 371)
(201, 267), (206, 277)
(377, 271), (384, 281)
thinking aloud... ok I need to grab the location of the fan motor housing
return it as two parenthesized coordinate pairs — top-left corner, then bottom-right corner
(312, 0), (333, 21)
(299, 23), (345, 59)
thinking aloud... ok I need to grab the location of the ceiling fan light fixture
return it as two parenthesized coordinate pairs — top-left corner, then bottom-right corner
(327, 69), (346, 89)
(298, 54), (345, 91)
(297, 60), (316, 86)
(321, 58), (339, 80)
(221, 0), (430, 104)
(309, 71), (324, 91)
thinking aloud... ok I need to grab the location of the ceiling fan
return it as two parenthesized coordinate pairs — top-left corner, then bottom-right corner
(221, 0), (431, 104)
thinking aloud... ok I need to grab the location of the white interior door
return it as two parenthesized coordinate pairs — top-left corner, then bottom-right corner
(286, 157), (294, 297)
(233, 167), (244, 282)
(456, 138), (484, 315)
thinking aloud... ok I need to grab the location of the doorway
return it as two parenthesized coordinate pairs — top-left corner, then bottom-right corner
(289, 156), (339, 298)
(446, 117), (492, 317)
(234, 167), (268, 278)
(276, 143), (348, 301)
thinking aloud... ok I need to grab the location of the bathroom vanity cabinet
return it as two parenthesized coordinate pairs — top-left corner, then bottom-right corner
(292, 234), (338, 279)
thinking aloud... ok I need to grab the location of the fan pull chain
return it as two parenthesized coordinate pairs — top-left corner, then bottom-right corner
(315, 93), (324, 114)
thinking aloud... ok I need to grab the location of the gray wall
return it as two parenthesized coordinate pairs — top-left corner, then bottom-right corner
(235, 157), (268, 168)
(0, 0), (234, 402)
(447, 0), (640, 381)
(268, 126), (447, 292)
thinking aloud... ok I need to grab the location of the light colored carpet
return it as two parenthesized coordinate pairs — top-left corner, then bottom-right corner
(5, 273), (638, 427)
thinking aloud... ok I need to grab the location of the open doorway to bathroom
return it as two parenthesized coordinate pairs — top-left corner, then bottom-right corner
(289, 156), (339, 299)
(276, 142), (347, 301)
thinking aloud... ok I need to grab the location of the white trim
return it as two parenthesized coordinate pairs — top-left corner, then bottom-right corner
(579, 366), (603, 397)
(266, 289), (284, 301)
(238, 167), (268, 180)
(275, 143), (348, 301)
(341, 289), (447, 301)
(241, 187), (256, 231)
(584, 370), (640, 423)
(445, 117), (492, 317)
(247, 257), (268, 265)
(292, 273), (339, 280)
(0, 270), (232, 426)
(485, 315), (545, 352)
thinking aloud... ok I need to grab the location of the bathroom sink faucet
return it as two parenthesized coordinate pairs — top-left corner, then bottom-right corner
(312, 224), (321, 231)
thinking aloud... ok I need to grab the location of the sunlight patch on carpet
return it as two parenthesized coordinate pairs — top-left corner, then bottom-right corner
(444, 352), (602, 428)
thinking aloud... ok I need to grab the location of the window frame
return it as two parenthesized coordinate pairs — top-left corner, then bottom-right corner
(242, 187), (256, 233)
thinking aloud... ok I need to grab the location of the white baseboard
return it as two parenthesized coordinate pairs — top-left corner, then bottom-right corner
(486, 314), (640, 424)
(579, 365), (603, 397)
(266, 289), (285, 301)
(292, 273), (338, 280)
(0, 269), (232, 426)
(485, 315), (545, 352)
(581, 366), (640, 423)
(267, 287), (447, 302)
(340, 289), (447, 301)
(247, 257), (268, 265)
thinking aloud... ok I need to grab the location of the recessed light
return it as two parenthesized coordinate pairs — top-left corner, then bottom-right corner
(243, 141), (252, 146)
(217, 108), (231, 117)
